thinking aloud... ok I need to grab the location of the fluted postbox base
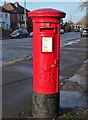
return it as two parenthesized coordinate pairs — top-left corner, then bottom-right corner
(32, 92), (59, 118)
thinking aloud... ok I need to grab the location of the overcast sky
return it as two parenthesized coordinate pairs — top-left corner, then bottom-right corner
(0, 0), (86, 23)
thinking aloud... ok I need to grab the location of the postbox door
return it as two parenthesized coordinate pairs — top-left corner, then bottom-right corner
(40, 34), (59, 94)
(33, 23), (60, 94)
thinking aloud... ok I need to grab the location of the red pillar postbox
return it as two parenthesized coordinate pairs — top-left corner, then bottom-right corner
(28, 8), (66, 118)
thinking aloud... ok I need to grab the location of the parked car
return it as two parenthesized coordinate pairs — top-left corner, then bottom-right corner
(60, 29), (64, 34)
(81, 28), (88, 37)
(74, 28), (80, 32)
(30, 32), (33, 37)
(10, 29), (29, 38)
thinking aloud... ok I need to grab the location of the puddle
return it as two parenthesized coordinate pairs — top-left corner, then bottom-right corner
(60, 91), (86, 108)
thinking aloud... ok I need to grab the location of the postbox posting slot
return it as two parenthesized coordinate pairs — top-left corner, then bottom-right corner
(40, 28), (55, 33)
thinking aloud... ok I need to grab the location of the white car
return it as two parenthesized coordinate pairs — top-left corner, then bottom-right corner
(30, 32), (33, 37)
(60, 29), (64, 34)
(81, 28), (88, 37)
(10, 29), (29, 38)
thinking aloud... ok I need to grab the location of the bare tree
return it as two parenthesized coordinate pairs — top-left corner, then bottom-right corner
(79, 0), (88, 27)
(79, 0), (88, 15)
(79, 0), (88, 10)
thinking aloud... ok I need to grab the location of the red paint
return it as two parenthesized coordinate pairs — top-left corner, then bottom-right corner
(28, 8), (66, 94)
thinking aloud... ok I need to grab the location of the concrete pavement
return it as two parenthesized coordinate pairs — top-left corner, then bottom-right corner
(59, 61), (88, 119)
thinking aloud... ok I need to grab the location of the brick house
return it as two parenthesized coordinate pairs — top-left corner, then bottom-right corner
(0, 6), (10, 30)
(71, 24), (84, 29)
(2, 2), (32, 32)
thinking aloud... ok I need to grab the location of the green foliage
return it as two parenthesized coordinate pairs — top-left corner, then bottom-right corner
(64, 22), (72, 32)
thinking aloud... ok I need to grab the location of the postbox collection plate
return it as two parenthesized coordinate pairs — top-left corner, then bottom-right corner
(42, 37), (53, 52)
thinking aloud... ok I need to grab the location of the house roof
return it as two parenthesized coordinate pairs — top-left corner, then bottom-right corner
(0, 6), (10, 13)
(2, 2), (30, 14)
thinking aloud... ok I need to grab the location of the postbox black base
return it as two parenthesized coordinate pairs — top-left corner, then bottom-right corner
(32, 92), (59, 118)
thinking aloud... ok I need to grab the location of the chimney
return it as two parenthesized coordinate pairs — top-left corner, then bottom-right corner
(14, 2), (19, 8)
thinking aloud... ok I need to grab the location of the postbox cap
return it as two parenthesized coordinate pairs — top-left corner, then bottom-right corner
(28, 8), (66, 18)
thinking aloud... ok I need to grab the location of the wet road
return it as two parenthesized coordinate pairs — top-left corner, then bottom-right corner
(2, 32), (87, 118)
(2, 32), (80, 64)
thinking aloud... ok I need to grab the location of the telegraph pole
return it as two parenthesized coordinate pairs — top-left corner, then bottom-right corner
(24, 0), (27, 29)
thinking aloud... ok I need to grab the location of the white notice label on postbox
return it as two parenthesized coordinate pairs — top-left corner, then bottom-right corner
(42, 37), (53, 52)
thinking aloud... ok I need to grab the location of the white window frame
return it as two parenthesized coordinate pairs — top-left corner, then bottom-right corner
(21, 14), (24, 21)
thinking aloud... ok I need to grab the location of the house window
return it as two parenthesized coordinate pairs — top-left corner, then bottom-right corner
(17, 14), (20, 20)
(21, 14), (24, 21)
(5, 14), (8, 19)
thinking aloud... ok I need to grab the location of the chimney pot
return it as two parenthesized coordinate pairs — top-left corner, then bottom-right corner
(4, 1), (6, 4)
(14, 2), (19, 8)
